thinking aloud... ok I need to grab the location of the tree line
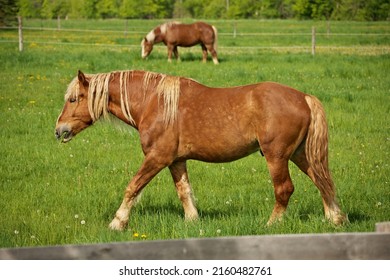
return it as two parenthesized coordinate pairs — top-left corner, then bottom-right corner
(1, 0), (389, 26)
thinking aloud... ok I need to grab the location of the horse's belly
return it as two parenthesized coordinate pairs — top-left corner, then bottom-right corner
(180, 137), (259, 163)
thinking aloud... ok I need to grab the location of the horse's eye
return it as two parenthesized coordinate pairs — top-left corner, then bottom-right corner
(69, 97), (77, 103)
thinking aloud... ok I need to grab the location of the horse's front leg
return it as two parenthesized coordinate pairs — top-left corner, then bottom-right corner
(167, 44), (174, 63)
(109, 156), (167, 231)
(173, 46), (180, 61)
(169, 161), (199, 221)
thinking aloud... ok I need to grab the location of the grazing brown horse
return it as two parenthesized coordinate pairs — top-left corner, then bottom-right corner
(55, 70), (347, 231)
(141, 21), (219, 64)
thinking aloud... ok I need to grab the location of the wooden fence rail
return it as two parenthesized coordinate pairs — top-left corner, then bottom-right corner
(0, 230), (389, 260)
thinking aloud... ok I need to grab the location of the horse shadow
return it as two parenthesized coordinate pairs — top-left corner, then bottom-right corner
(141, 53), (226, 64)
(104, 202), (236, 224)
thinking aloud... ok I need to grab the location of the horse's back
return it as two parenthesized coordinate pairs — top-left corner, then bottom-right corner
(184, 80), (309, 110)
(185, 80), (311, 134)
(168, 22), (215, 45)
(181, 80), (311, 131)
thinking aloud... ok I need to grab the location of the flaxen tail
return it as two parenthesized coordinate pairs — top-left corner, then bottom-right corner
(212, 25), (218, 52)
(304, 95), (335, 199)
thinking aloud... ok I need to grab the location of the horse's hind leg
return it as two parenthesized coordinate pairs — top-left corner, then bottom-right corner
(200, 44), (208, 63)
(291, 144), (346, 225)
(169, 161), (199, 220)
(173, 46), (180, 61)
(265, 157), (295, 225)
(205, 43), (219, 64)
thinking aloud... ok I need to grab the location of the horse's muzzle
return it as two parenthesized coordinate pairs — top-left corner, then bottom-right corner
(55, 124), (73, 143)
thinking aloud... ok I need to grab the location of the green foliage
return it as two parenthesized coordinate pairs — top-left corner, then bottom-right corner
(11, 0), (390, 20)
(17, 0), (41, 18)
(0, 0), (18, 26)
(0, 19), (389, 247)
(96, 0), (118, 19)
(294, 0), (334, 20)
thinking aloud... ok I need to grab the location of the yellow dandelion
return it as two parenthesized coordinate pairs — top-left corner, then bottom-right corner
(141, 234), (147, 239)
(133, 232), (139, 238)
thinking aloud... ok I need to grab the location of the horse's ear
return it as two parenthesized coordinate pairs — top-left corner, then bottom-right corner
(78, 70), (88, 87)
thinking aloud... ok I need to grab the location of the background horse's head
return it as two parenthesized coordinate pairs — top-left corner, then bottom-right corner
(141, 38), (153, 59)
(55, 71), (93, 143)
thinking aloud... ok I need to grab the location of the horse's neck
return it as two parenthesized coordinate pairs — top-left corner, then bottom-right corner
(152, 27), (164, 43)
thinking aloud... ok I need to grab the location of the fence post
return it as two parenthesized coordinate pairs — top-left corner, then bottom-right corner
(57, 15), (61, 30)
(124, 19), (128, 38)
(376, 222), (390, 233)
(311, 26), (316, 56)
(18, 16), (23, 52)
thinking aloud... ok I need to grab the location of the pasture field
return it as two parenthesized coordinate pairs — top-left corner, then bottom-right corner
(0, 19), (389, 248)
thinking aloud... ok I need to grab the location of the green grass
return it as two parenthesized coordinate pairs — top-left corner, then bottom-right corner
(0, 19), (389, 248)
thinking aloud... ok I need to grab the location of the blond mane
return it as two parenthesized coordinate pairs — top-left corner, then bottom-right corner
(65, 73), (111, 122)
(142, 71), (181, 125)
(160, 21), (181, 35)
(65, 70), (181, 126)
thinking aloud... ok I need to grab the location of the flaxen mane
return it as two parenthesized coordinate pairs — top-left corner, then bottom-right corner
(65, 71), (181, 126)
(65, 73), (110, 122)
(144, 21), (181, 43)
(142, 71), (181, 125)
(160, 21), (181, 35)
(119, 71), (135, 125)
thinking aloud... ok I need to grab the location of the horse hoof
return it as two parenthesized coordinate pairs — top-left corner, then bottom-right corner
(185, 213), (199, 221)
(109, 218), (127, 231)
(332, 213), (349, 226)
(266, 216), (283, 226)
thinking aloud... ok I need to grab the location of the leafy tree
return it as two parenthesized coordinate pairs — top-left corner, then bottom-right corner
(41, 0), (53, 19)
(18, 0), (41, 18)
(154, 0), (175, 18)
(173, 0), (191, 18)
(293, 0), (312, 19)
(119, 0), (138, 18)
(311, 0), (334, 20)
(96, 0), (118, 18)
(183, 0), (204, 18)
(11, 0), (390, 21)
(203, 0), (226, 19)
(0, 0), (18, 26)
(294, 0), (334, 20)
(241, 0), (262, 18)
(362, 0), (389, 21)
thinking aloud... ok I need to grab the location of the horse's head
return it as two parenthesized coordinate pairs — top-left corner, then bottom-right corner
(141, 38), (153, 59)
(55, 71), (93, 143)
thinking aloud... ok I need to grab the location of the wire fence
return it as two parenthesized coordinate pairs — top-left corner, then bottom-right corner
(1, 23), (389, 55)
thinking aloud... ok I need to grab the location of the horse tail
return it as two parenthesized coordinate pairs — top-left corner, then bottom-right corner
(304, 95), (335, 199)
(212, 25), (218, 52)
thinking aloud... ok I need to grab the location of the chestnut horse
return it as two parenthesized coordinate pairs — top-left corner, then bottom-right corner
(55, 70), (347, 231)
(141, 21), (219, 64)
